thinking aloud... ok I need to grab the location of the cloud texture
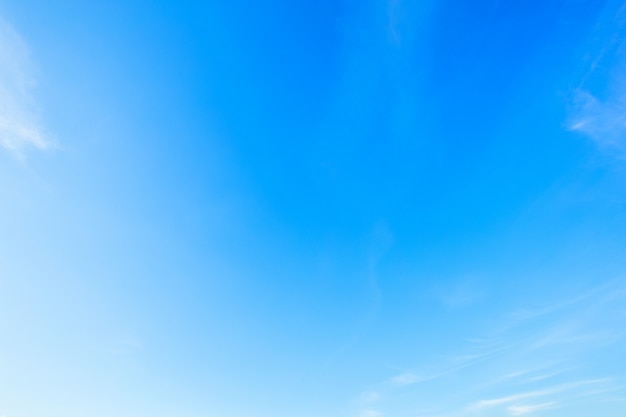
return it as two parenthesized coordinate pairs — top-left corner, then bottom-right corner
(0, 18), (49, 155)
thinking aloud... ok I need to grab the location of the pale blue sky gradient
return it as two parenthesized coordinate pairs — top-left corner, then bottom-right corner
(1, 1), (626, 417)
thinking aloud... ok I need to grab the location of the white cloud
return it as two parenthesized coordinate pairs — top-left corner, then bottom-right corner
(472, 389), (553, 410)
(507, 402), (556, 416)
(471, 379), (609, 414)
(390, 372), (422, 386)
(364, 282), (625, 417)
(0, 18), (50, 156)
(568, 88), (626, 151)
(566, 2), (626, 154)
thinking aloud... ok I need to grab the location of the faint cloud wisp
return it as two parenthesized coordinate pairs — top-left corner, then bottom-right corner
(359, 280), (626, 417)
(0, 18), (50, 156)
(507, 402), (556, 416)
(390, 372), (422, 386)
(567, 3), (626, 154)
(568, 88), (626, 151)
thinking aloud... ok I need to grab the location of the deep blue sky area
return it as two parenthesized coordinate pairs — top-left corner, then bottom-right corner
(1, 1), (626, 417)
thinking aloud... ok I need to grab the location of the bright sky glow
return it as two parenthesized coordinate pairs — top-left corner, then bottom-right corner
(1, 1), (626, 417)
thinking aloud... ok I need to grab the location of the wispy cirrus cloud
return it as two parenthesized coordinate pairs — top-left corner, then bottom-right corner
(471, 379), (609, 416)
(390, 372), (423, 386)
(472, 390), (550, 410)
(386, 347), (507, 388)
(0, 18), (50, 156)
(506, 402), (556, 416)
(353, 280), (626, 417)
(567, 3), (626, 154)
(568, 88), (626, 151)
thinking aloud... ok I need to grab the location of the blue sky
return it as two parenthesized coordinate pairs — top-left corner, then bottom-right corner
(1, 1), (626, 416)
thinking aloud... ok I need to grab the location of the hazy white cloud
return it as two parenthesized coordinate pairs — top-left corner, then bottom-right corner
(358, 281), (625, 417)
(568, 88), (626, 151)
(471, 379), (610, 415)
(567, 2), (626, 154)
(390, 372), (422, 386)
(507, 402), (556, 416)
(0, 18), (50, 155)
(472, 389), (553, 410)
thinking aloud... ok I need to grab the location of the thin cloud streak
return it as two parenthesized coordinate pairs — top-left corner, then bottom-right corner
(390, 372), (423, 386)
(471, 379), (610, 415)
(359, 281), (625, 417)
(567, 2), (626, 154)
(506, 402), (556, 416)
(472, 388), (555, 410)
(0, 18), (50, 156)
(568, 88), (626, 151)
